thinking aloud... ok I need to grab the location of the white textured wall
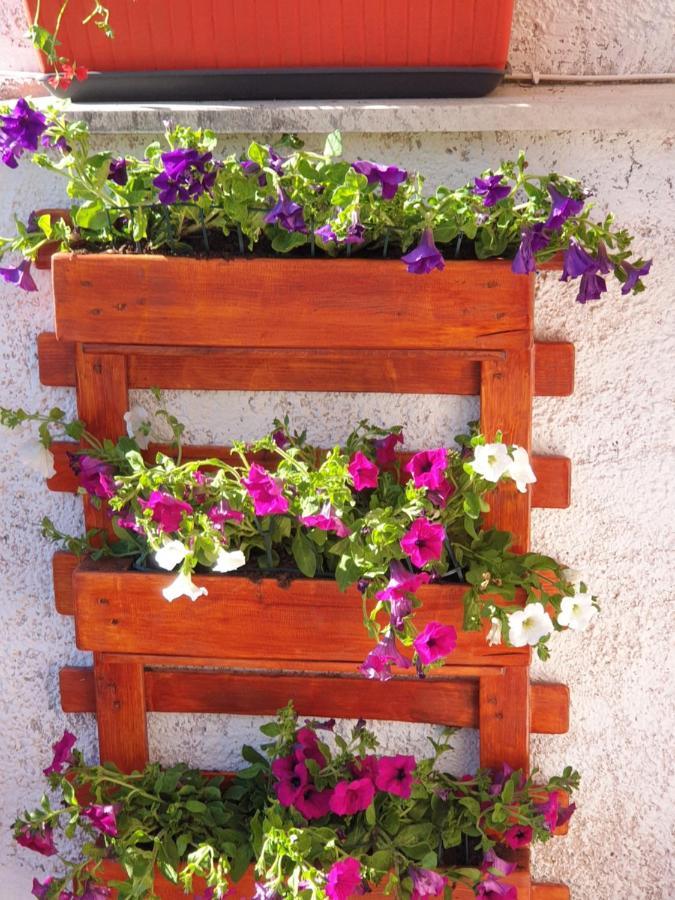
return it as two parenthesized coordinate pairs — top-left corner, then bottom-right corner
(2, 0), (674, 75)
(1, 126), (673, 898)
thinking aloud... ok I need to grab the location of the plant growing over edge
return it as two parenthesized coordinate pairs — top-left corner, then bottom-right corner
(1, 402), (599, 671)
(0, 100), (652, 304)
(14, 705), (579, 899)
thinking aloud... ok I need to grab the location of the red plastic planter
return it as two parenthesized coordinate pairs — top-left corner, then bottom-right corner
(24, 0), (514, 100)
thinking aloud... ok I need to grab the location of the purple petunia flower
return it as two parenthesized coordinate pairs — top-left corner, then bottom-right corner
(316, 211), (366, 246)
(544, 184), (584, 230)
(481, 849), (517, 877)
(621, 259), (652, 294)
(16, 824), (57, 856)
(108, 157), (128, 186)
(207, 500), (244, 528)
(31, 878), (72, 900)
(502, 824), (533, 848)
(373, 431), (404, 465)
(153, 148), (217, 204)
(352, 159), (407, 200)
(300, 502), (350, 537)
(359, 634), (411, 681)
(401, 229), (445, 275)
(560, 239), (612, 303)
(405, 448), (447, 490)
(475, 879), (517, 900)
(413, 621), (457, 665)
(264, 189), (307, 233)
(325, 858), (365, 900)
(69, 454), (117, 500)
(41, 133), (70, 153)
(242, 463), (289, 516)
(512, 223), (550, 275)
(82, 804), (118, 837)
(409, 866), (447, 899)
(348, 451), (379, 491)
(138, 491), (193, 532)
(253, 883), (281, 900)
(473, 174), (511, 207)
(267, 148), (286, 174)
(374, 754), (416, 798)
(0, 98), (47, 168)
(400, 517), (446, 568)
(329, 777), (375, 815)
(0, 259), (38, 292)
(43, 730), (77, 776)
(80, 884), (112, 900)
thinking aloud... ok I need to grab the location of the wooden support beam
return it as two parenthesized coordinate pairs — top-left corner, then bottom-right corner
(479, 667), (531, 773)
(93, 659), (148, 772)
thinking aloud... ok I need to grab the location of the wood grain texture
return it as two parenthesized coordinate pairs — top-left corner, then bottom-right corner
(37, 333), (575, 397)
(53, 550), (80, 614)
(479, 667), (530, 773)
(531, 886), (570, 900)
(46, 441), (571, 510)
(52, 254), (534, 349)
(59, 667), (569, 734)
(72, 564), (529, 666)
(93, 658), (149, 771)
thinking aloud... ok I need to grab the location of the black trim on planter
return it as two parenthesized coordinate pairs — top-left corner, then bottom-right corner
(52, 67), (505, 103)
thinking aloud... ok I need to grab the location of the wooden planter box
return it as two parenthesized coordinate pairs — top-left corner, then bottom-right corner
(24, 0), (514, 100)
(72, 559), (528, 668)
(51, 253), (533, 351)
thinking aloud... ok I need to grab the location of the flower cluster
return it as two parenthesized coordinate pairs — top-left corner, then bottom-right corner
(14, 707), (579, 900)
(2, 404), (599, 669)
(0, 101), (651, 306)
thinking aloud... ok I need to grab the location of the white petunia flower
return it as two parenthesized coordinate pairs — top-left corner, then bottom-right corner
(558, 590), (597, 632)
(471, 443), (511, 482)
(20, 439), (56, 479)
(506, 445), (537, 493)
(486, 616), (502, 646)
(212, 548), (246, 573)
(507, 602), (553, 647)
(153, 539), (188, 572)
(124, 404), (153, 449)
(162, 571), (208, 603)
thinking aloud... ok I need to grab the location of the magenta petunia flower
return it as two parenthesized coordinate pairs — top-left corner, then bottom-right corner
(348, 451), (379, 491)
(350, 754), (379, 784)
(82, 803), (118, 837)
(473, 174), (511, 207)
(375, 560), (430, 605)
(401, 229), (445, 275)
(544, 184), (584, 230)
(108, 157), (128, 186)
(16, 824), (57, 857)
(359, 634), (411, 681)
(242, 463), (289, 516)
(325, 857), (365, 900)
(400, 518), (446, 568)
(409, 866), (447, 899)
(300, 503), (350, 537)
(329, 777), (375, 815)
(534, 792), (560, 832)
(69, 454), (116, 500)
(352, 159), (407, 200)
(252, 884), (281, 900)
(31, 878), (56, 900)
(271, 756), (309, 807)
(264, 189), (307, 233)
(488, 762), (525, 796)
(80, 884), (112, 900)
(405, 449), (448, 490)
(426, 477), (456, 509)
(481, 849), (517, 877)
(43, 730), (77, 776)
(373, 431), (404, 465)
(294, 726), (326, 767)
(621, 259), (652, 294)
(476, 879), (517, 900)
(374, 754), (416, 798)
(0, 259), (38, 291)
(511, 223), (550, 275)
(502, 824), (533, 849)
(294, 783), (333, 820)
(413, 621), (457, 665)
(207, 501), (244, 528)
(139, 491), (193, 532)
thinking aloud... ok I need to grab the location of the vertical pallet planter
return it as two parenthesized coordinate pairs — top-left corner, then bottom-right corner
(42, 252), (575, 898)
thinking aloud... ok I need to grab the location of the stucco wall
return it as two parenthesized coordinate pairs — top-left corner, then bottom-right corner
(2, 0), (674, 76)
(1, 123), (673, 898)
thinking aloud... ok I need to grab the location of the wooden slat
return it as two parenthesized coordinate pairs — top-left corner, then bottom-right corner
(46, 440), (571, 509)
(37, 333), (575, 397)
(53, 550), (80, 614)
(479, 667), (530, 773)
(59, 667), (569, 735)
(531, 886), (570, 900)
(51, 254), (534, 350)
(73, 565), (529, 666)
(94, 658), (148, 772)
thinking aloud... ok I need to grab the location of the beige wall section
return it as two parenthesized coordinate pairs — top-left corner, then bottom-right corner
(2, 0), (675, 75)
(0, 125), (673, 898)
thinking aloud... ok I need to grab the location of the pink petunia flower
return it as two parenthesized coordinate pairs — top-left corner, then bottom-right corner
(242, 463), (289, 516)
(374, 755), (416, 798)
(325, 857), (365, 900)
(413, 621), (457, 665)
(400, 518), (446, 568)
(348, 452), (379, 491)
(502, 824), (533, 849)
(329, 778), (375, 816)
(404, 448), (448, 490)
(43, 730), (77, 776)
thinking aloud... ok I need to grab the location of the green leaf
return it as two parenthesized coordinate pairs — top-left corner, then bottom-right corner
(74, 204), (109, 232)
(323, 130), (343, 158)
(184, 800), (208, 813)
(291, 530), (317, 578)
(365, 802), (376, 826)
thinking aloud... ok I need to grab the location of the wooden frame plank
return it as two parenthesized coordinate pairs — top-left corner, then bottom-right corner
(479, 667), (530, 772)
(52, 254), (534, 350)
(59, 667), (569, 735)
(37, 333), (575, 397)
(94, 659), (148, 771)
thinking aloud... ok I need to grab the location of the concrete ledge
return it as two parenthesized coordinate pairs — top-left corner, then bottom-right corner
(16, 82), (674, 134)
